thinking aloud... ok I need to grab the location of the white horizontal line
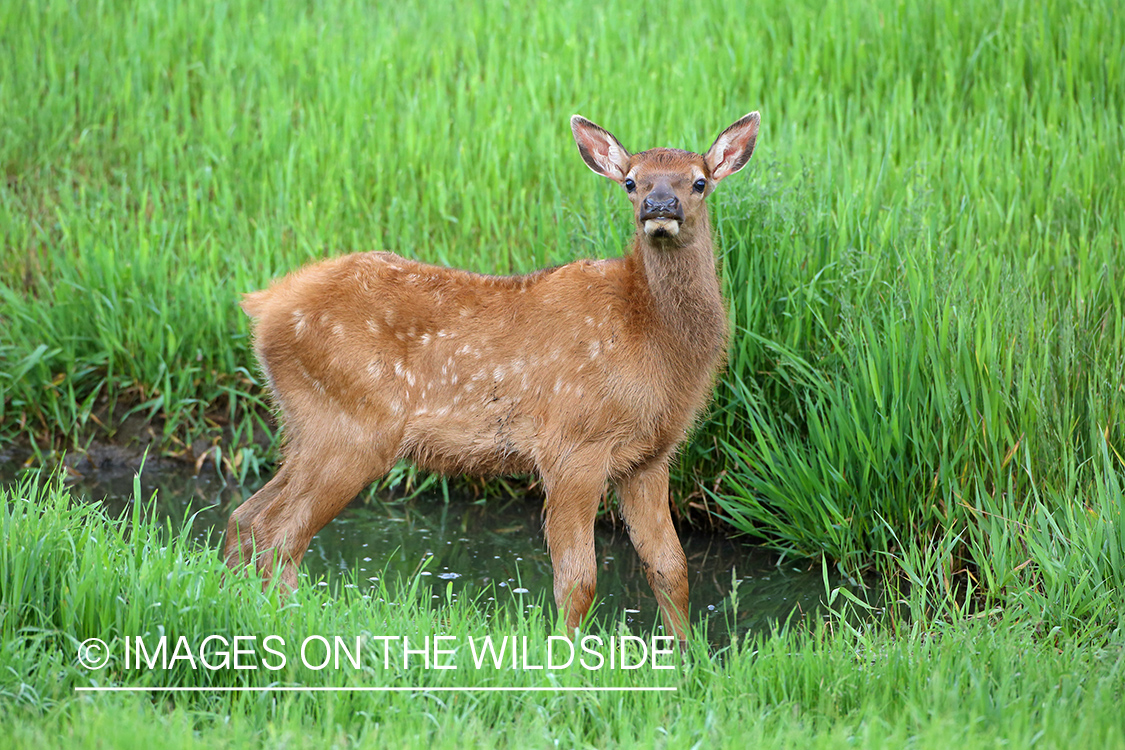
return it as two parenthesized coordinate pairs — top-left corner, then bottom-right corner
(75, 686), (676, 693)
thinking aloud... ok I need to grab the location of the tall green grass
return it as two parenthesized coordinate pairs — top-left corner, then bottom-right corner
(1, 0), (1123, 585)
(704, 0), (1125, 581)
(4, 474), (1125, 748)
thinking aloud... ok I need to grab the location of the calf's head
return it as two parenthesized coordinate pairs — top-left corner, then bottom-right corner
(570, 112), (760, 243)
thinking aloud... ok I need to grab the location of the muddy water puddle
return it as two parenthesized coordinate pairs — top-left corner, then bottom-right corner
(2, 457), (854, 640)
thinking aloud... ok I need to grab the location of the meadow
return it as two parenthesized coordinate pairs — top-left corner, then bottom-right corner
(3, 473), (1124, 749)
(1, 0), (1124, 746)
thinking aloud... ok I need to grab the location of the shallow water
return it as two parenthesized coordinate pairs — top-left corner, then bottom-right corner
(2, 457), (852, 639)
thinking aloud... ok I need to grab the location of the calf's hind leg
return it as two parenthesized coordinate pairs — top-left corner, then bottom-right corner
(224, 465), (290, 568)
(224, 431), (395, 590)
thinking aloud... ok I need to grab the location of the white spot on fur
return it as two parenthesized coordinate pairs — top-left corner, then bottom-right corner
(333, 323), (345, 338)
(293, 310), (306, 337)
(588, 340), (601, 358)
(421, 333), (432, 345)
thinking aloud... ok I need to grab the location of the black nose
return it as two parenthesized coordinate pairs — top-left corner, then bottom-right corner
(640, 195), (683, 221)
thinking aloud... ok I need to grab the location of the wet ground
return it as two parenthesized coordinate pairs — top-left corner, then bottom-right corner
(1, 454), (854, 640)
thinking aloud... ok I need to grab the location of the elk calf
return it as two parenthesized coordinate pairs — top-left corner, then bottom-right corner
(224, 112), (761, 644)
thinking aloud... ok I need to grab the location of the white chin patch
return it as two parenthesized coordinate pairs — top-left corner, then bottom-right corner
(643, 219), (681, 237)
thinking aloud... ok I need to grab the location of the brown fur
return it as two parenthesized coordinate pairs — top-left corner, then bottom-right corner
(224, 112), (761, 644)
